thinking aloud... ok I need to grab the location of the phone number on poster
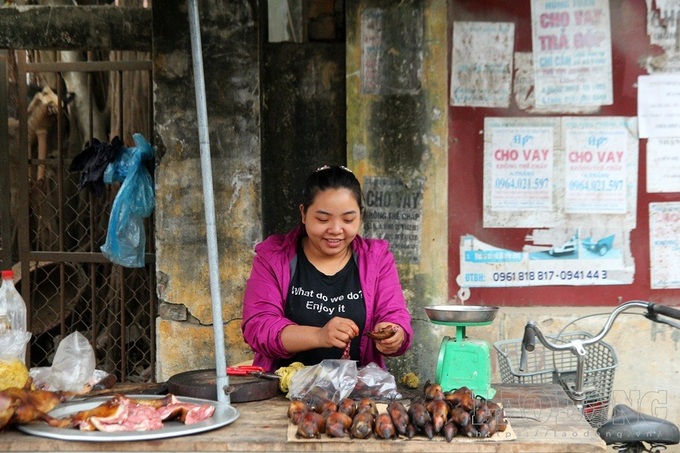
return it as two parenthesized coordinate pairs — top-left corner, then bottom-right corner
(492, 270), (608, 283)
(568, 179), (623, 192)
(494, 177), (550, 190)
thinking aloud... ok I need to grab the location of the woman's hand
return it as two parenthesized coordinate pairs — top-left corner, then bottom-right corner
(371, 322), (404, 356)
(318, 317), (360, 349)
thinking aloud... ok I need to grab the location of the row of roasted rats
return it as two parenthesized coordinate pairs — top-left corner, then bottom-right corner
(288, 381), (508, 441)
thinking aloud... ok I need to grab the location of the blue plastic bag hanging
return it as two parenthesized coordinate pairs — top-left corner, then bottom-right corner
(101, 133), (155, 268)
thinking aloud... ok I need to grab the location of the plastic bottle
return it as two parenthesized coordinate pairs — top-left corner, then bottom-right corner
(0, 305), (10, 334)
(0, 270), (27, 332)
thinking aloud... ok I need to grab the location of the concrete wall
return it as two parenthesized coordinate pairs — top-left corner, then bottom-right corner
(152, 0), (261, 380)
(261, 42), (347, 236)
(346, 0), (449, 380)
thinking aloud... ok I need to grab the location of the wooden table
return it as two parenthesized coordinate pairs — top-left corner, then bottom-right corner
(0, 383), (606, 452)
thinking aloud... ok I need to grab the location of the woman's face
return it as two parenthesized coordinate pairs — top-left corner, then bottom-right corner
(300, 188), (361, 258)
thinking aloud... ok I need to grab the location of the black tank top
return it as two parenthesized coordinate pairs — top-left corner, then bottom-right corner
(280, 244), (366, 367)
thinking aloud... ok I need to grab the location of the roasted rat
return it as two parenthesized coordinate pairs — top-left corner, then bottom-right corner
(325, 411), (352, 438)
(444, 386), (475, 411)
(287, 399), (309, 425)
(296, 411), (325, 439)
(350, 411), (374, 439)
(337, 397), (357, 418)
(365, 326), (398, 340)
(356, 397), (379, 417)
(426, 398), (449, 433)
(386, 400), (409, 435)
(374, 412), (397, 439)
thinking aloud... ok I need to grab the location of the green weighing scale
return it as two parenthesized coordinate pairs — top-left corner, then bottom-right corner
(425, 305), (499, 399)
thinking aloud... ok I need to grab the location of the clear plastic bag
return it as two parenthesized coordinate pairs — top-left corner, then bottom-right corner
(349, 362), (401, 400)
(101, 133), (155, 268)
(46, 331), (95, 392)
(0, 330), (31, 362)
(287, 359), (358, 404)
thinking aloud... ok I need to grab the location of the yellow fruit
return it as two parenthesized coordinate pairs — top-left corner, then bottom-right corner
(401, 372), (420, 389)
(275, 361), (305, 393)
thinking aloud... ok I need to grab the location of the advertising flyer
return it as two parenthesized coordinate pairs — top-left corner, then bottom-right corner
(649, 202), (680, 289)
(488, 126), (554, 212)
(531, 0), (613, 107)
(644, 0), (680, 73)
(450, 21), (515, 108)
(646, 138), (680, 193)
(459, 227), (634, 288)
(638, 74), (680, 138)
(362, 176), (424, 264)
(484, 117), (638, 230)
(484, 117), (561, 228)
(564, 121), (628, 214)
(512, 51), (599, 114)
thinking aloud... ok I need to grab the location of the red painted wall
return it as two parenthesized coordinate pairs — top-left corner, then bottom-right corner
(448, 0), (680, 306)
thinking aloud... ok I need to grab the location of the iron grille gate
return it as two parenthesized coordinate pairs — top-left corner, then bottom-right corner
(0, 49), (156, 385)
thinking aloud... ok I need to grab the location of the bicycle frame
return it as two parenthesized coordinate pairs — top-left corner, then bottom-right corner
(520, 300), (680, 412)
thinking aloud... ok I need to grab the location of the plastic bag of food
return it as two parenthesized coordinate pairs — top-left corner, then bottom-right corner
(349, 362), (401, 400)
(287, 359), (358, 404)
(46, 331), (95, 392)
(0, 357), (30, 390)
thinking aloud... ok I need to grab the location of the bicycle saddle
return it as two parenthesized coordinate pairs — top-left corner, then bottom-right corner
(597, 404), (680, 445)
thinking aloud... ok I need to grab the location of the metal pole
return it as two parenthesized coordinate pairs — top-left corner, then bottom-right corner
(187, 0), (229, 404)
(0, 50), (11, 269)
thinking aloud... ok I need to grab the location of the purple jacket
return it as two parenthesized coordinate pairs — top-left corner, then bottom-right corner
(241, 226), (412, 372)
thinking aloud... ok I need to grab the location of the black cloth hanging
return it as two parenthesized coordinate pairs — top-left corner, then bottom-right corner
(69, 136), (123, 196)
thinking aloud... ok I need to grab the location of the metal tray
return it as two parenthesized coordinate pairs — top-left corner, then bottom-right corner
(16, 394), (239, 442)
(425, 305), (499, 324)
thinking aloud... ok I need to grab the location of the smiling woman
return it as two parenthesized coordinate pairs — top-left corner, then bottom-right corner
(241, 165), (413, 372)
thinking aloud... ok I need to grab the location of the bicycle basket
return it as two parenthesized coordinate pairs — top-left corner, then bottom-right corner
(494, 331), (618, 427)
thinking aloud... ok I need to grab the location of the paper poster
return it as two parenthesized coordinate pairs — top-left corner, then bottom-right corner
(647, 0), (680, 49)
(362, 176), (424, 264)
(638, 0), (680, 73)
(513, 51), (599, 114)
(484, 117), (561, 227)
(644, 0), (680, 72)
(647, 138), (680, 193)
(531, 0), (613, 107)
(649, 202), (680, 288)
(638, 74), (680, 138)
(488, 127), (554, 212)
(564, 122), (628, 214)
(484, 117), (639, 229)
(451, 21), (515, 107)
(459, 226), (634, 287)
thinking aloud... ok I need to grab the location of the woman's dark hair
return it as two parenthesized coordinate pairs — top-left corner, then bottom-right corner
(300, 165), (365, 216)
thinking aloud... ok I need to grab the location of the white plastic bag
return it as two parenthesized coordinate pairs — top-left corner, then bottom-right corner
(287, 359), (358, 404)
(349, 362), (401, 400)
(0, 330), (31, 362)
(47, 331), (95, 392)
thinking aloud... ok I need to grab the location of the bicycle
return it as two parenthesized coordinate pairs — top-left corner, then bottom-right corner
(516, 300), (680, 453)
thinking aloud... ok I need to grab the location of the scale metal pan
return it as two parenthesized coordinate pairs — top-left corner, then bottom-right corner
(425, 305), (499, 324)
